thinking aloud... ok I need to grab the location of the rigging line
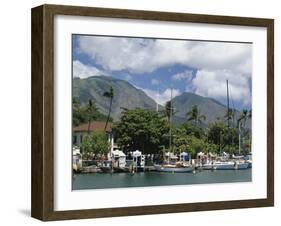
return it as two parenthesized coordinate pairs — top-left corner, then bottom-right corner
(229, 87), (236, 124)
(228, 84), (236, 148)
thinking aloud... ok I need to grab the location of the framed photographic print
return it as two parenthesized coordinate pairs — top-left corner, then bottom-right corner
(31, 4), (274, 221)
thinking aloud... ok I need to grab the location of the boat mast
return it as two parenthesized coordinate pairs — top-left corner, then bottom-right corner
(227, 80), (230, 128)
(238, 120), (241, 154)
(226, 80), (230, 153)
(169, 88), (173, 164)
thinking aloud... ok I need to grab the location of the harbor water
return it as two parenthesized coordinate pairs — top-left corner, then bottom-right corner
(73, 168), (252, 190)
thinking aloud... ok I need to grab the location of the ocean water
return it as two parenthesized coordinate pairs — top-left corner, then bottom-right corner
(72, 168), (252, 190)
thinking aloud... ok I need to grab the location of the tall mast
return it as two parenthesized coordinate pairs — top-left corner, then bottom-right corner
(226, 80), (230, 153)
(169, 88), (173, 156)
(238, 120), (241, 154)
(227, 80), (230, 129)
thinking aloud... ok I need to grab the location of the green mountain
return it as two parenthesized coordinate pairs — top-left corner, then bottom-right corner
(73, 76), (248, 127)
(73, 76), (158, 120)
(172, 92), (230, 125)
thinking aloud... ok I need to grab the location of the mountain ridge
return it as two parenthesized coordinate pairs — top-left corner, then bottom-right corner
(73, 76), (245, 126)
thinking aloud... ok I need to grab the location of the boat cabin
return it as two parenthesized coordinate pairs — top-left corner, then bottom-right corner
(132, 150), (145, 170)
(111, 149), (126, 168)
(72, 147), (82, 172)
(179, 152), (190, 162)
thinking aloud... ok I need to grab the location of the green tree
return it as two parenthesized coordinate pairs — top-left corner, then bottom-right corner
(72, 97), (85, 126)
(208, 122), (239, 154)
(186, 105), (206, 125)
(224, 108), (234, 123)
(172, 127), (206, 158)
(172, 127), (190, 154)
(238, 109), (251, 127)
(205, 142), (218, 154)
(87, 99), (97, 133)
(103, 86), (114, 131)
(227, 127), (239, 154)
(173, 136), (204, 158)
(72, 97), (110, 127)
(207, 122), (226, 153)
(163, 100), (176, 122)
(81, 132), (110, 160)
(237, 109), (252, 154)
(181, 122), (205, 139)
(187, 136), (205, 158)
(113, 108), (169, 154)
(243, 138), (251, 154)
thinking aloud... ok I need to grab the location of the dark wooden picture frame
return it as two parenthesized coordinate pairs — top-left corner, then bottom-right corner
(31, 4), (274, 221)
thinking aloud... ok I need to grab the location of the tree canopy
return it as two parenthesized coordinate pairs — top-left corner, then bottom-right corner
(113, 108), (169, 154)
(186, 105), (206, 125)
(72, 97), (111, 126)
(80, 132), (110, 160)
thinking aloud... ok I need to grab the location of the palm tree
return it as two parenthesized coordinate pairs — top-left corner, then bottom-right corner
(238, 109), (251, 127)
(164, 100), (175, 122)
(186, 105), (206, 125)
(87, 99), (97, 133)
(224, 108), (234, 123)
(72, 97), (80, 111)
(103, 86), (114, 131)
(237, 109), (251, 154)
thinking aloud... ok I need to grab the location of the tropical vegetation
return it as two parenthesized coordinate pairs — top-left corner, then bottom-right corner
(80, 132), (109, 160)
(75, 86), (252, 159)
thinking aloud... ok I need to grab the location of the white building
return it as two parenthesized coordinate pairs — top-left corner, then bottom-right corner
(72, 121), (115, 154)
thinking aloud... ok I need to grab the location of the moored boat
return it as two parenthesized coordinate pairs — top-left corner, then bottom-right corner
(246, 160), (252, 168)
(235, 161), (249, 169)
(113, 166), (130, 173)
(154, 164), (193, 173)
(232, 155), (250, 169)
(202, 162), (214, 170)
(132, 150), (145, 172)
(100, 166), (111, 173)
(245, 155), (252, 168)
(213, 161), (235, 170)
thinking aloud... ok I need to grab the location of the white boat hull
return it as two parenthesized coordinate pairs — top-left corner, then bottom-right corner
(203, 163), (250, 170)
(202, 164), (214, 170)
(236, 162), (249, 169)
(246, 161), (252, 168)
(213, 162), (235, 170)
(154, 165), (193, 173)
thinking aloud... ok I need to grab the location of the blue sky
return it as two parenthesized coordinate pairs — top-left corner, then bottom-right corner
(72, 35), (252, 110)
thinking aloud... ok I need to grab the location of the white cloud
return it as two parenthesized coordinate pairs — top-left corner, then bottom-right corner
(124, 74), (132, 81)
(151, 79), (160, 85)
(140, 88), (181, 105)
(191, 69), (251, 106)
(172, 70), (193, 81)
(76, 36), (252, 106)
(73, 60), (106, 78)
(77, 36), (252, 75)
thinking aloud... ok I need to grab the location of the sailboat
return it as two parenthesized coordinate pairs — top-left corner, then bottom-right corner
(154, 88), (193, 173)
(204, 80), (248, 170)
(236, 112), (250, 169)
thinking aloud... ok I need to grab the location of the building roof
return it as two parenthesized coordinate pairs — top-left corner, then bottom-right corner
(73, 121), (112, 133)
